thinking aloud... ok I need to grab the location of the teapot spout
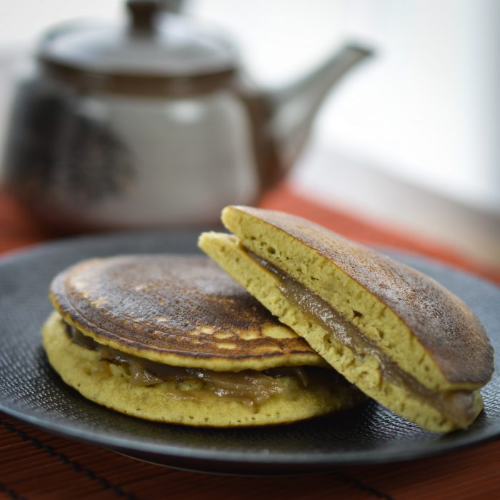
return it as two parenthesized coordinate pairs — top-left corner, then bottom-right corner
(268, 44), (372, 169)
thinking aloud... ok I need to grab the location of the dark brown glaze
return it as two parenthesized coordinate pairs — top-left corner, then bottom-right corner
(50, 255), (321, 363)
(227, 206), (494, 385)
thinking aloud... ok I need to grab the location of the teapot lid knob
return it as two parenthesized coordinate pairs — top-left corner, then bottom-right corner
(127, 0), (159, 33)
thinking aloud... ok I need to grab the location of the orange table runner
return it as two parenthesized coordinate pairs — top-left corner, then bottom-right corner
(1, 184), (499, 500)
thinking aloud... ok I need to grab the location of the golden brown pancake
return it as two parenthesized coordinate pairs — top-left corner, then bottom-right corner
(198, 206), (494, 432)
(43, 255), (364, 427)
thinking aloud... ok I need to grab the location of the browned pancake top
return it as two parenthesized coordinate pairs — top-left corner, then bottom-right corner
(50, 255), (323, 368)
(228, 206), (494, 384)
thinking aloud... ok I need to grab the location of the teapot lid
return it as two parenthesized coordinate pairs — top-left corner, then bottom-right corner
(38, 0), (238, 92)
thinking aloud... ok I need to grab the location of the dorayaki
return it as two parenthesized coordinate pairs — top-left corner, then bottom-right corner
(199, 206), (494, 432)
(43, 254), (363, 427)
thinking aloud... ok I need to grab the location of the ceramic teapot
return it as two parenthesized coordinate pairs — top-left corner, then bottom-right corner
(2, 0), (371, 230)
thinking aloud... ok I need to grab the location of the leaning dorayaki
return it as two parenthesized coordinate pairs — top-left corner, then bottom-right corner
(43, 255), (363, 427)
(199, 206), (494, 432)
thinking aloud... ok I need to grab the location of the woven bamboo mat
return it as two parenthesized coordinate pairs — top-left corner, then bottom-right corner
(2, 413), (500, 500)
(1, 183), (499, 500)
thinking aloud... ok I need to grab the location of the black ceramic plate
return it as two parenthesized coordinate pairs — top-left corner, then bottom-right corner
(0, 230), (499, 475)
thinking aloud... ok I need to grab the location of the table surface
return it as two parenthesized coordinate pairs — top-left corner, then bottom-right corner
(1, 183), (499, 500)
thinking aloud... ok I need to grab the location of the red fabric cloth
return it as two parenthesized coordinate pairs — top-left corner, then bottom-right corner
(1, 183), (499, 283)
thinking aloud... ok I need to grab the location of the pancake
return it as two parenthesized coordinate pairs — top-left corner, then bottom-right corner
(198, 206), (494, 432)
(43, 255), (364, 427)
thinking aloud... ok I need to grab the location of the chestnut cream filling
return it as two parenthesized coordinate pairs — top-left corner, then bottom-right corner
(247, 251), (477, 427)
(64, 323), (337, 410)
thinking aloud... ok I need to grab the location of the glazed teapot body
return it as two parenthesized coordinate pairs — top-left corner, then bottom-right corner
(2, 2), (370, 230)
(6, 65), (268, 228)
